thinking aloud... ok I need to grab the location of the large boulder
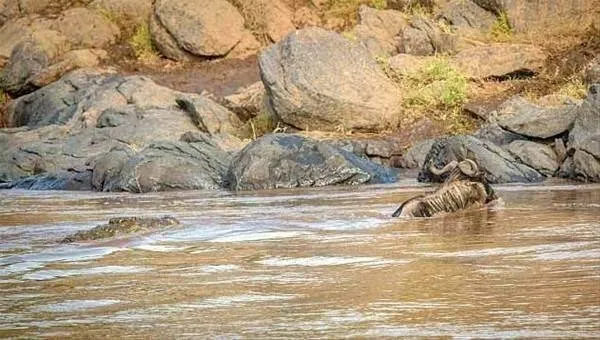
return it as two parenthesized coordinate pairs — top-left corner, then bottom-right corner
(227, 134), (398, 190)
(152, 0), (246, 60)
(419, 135), (543, 184)
(0, 34), (98, 97)
(50, 8), (120, 49)
(505, 140), (559, 177)
(0, 16), (55, 60)
(496, 97), (578, 139)
(439, 0), (497, 31)
(96, 141), (232, 193)
(453, 43), (546, 79)
(352, 5), (408, 57)
(259, 27), (403, 132)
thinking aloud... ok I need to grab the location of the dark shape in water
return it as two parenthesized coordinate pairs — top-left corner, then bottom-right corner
(61, 216), (180, 243)
(392, 159), (499, 218)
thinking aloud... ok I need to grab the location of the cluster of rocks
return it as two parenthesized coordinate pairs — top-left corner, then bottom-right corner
(0, 67), (398, 192)
(0, 1), (598, 193)
(405, 84), (600, 184)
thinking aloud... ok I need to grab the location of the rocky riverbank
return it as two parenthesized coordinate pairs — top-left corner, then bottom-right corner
(0, 0), (599, 192)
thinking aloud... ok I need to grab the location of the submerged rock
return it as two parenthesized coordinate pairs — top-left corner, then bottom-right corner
(61, 216), (180, 243)
(227, 134), (398, 190)
(419, 135), (543, 184)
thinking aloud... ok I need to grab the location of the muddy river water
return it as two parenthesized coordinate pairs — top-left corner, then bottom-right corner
(1, 181), (599, 338)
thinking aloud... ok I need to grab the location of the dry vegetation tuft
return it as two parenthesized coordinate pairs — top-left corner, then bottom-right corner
(129, 22), (160, 62)
(239, 111), (278, 140)
(229, 0), (270, 44)
(381, 56), (474, 135)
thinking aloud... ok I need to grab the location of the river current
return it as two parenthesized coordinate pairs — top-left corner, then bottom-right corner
(1, 181), (599, 338)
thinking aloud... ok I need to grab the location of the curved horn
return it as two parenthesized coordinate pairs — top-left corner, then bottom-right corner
(457, 159), (478, 176)
(429, 160), (458, 176)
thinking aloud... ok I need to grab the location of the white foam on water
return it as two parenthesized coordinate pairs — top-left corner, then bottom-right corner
(23, 266), (150, 281)
(257, 256), (403, 267)
(30, 300), (122, 313)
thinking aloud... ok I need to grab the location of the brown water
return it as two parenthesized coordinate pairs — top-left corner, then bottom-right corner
(1, 181), (599, 338)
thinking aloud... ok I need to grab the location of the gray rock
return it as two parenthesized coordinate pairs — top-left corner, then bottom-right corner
(50, 8), (120, 49)
(402, 139), (434, 169)
(399, 17), (456, 56)
(453, 43), (546, 79)
(352, 5), (408, 57)
(565, 85), (600, 182)
(101, 141), (231, 193)
(1, 70), (244, 191)
(418, 135), (543, 184)
(0, 41), (51, 96)
(90, 146), (135, 191)
(153, 0), (245, 59)
(439, 0), (497, 30)
(259, 27), (403, 132)
(572, 140), (600, 183)
(473, 122), (527, 146)
(569, 84), (600, 151)
(505, 140), (559, 177)
(222, 81), (266, 122)
(497, 97), (578, 139)
(227, 134), (398, 190)
(0, 28), (69, 96)
(5, 170), (92, 191)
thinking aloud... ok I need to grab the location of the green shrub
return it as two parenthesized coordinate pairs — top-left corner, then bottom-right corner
(129, 22), (159, 61)
(240, 111), (277, 140)
(490, 11), (513, 41)
(393, 57), (473, 134)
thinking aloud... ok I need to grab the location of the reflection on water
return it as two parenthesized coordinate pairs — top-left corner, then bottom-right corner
(0, 182), (599, 338)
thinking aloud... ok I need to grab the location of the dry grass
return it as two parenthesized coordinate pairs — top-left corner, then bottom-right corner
(323, 0), (389, 29)
(490, 11), (513, 42)
(239, 111), (278, 140)
(0, 89), (8, 128)
(382, 56), (474, 135)
(129, 22), (160, 62)
(229, 0), (270, 44)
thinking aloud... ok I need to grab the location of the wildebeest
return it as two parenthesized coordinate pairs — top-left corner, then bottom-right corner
(392, 159), (500, 218)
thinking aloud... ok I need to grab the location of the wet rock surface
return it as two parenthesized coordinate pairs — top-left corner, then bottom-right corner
(227, 134), (398, 191)
(60, 216), (180, 243)
(419, 135), (543, 184)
